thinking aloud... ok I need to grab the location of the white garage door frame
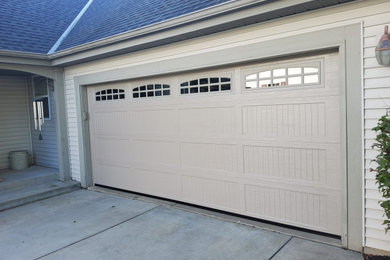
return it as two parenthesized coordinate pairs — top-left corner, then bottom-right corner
(72, 24), (362, 251)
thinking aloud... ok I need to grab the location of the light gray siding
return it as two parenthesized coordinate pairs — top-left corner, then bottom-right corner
(28, 77), (59, 169)
(0, 76), (31, 169)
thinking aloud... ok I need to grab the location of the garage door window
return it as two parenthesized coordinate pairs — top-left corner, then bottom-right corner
(133, 84), (170, 98)
(245, 64), (320, 89)
(95, 89), (125, 101)
(180, 77), (231, 94)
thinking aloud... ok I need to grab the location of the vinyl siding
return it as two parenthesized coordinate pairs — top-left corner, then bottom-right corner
(363, 13), (390, 251)
(28, 77), (59, 169)
(63, 0), (390, 251)
(0, 76), (31, 169)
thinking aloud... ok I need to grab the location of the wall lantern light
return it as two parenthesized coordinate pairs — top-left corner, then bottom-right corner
(375, 25), (390, 66)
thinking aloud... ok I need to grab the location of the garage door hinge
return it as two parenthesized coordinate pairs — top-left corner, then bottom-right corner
(83, 112), (89, 121)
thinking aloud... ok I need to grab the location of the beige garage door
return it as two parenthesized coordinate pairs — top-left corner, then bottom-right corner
(87, 53), (342, 235)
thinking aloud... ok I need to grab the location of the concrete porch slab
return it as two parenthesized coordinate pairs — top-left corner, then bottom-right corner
(0, 166), (80, 211)
(0, 179), (80, 211)
(0, 166), (59, 190)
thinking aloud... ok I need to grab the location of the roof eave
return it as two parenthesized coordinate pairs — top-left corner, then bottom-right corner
(49, 0), (321, 66)
(48, 0), (269, 58)
(0, 50), (51, 66)
(48, 0), (360, 66)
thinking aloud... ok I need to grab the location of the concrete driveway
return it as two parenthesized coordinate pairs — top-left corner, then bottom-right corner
(0, 190), (363, 260)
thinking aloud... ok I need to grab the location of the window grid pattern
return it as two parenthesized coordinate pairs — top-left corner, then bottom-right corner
(96, 89), (125, 101)
(133, 84), (170, 98)
(180, 77), (231, 95)
(245, 65), (320, 89)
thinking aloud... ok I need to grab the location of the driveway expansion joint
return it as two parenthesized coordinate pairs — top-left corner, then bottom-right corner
(33, 204), (161, 260)
(268, 236), (293, 260)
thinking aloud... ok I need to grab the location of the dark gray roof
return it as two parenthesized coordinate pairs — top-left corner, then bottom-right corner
(0, 0), (89, 54)
(56, 0), (232, 51)
(0, 0), (359, 55)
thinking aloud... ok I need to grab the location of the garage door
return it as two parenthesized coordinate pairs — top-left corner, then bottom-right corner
(87, 53), (342, 235)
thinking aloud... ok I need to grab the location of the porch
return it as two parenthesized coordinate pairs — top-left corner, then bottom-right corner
(0, 166), (79, 211)
(0, 67), (77, 210)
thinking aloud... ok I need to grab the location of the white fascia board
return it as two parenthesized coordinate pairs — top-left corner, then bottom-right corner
(49, 0), (316, 65)
(0, 50), (51, 66)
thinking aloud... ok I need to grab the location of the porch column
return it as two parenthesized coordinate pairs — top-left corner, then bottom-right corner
(53, 67), (71, 181)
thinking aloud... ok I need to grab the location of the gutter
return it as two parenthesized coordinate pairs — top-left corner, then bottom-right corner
(0, 50), (50, 66)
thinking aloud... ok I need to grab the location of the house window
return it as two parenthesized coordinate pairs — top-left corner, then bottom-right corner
(133, 84), (170, 98)
(32, 76), (51, 120)
(245, 64), (320, 89)
(95, 89), (125, 101)
(180, 77), (231, 95)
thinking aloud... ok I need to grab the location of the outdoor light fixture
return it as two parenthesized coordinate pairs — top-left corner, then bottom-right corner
(375, 25), (390, 66)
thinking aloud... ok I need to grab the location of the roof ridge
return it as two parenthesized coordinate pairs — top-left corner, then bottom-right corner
(47, 0), (94, 55)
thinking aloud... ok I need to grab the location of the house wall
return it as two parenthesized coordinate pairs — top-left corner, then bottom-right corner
(0, 76), (31, 169)
(63, 0), (390, 252)
(27, 77), (59, 169)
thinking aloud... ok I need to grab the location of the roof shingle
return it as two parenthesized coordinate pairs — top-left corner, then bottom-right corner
(56, 0), (232, 51)
(0, 0), (89, 54)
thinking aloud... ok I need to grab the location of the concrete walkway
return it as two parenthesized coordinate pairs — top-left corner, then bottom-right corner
(0, 190), (363, 260)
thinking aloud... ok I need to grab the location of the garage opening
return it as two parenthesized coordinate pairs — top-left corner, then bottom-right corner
(87, 52), (343, 236)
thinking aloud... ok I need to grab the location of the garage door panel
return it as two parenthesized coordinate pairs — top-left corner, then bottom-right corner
(240, 87), (339, 101)
(182, 175), (240, 212)
(126, 168), (180, 199)
(132, 109), (178, 135)
(242, 99), (339, 141)
(180, 142), (238, 173)
(94, 137), (130, 165)
(178, 106), (238, 136)
(243, 145), (327, 183)
(93, 110), (129, 136)
(244, 184), (341, 234)
(93, 164), (130, 187)
(94, 164), (180, 199)
(242, 102), (325, 138)
(131, 139), (179, 166)
(242, 144), (341, 188)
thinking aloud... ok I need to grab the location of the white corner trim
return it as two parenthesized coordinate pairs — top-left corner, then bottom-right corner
(47, 0), (94, 55)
